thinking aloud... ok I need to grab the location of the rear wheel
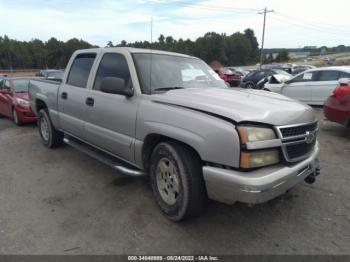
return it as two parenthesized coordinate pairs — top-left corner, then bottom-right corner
(12, 108), (22, 126)
(38, 109), (64, 148)
(150, 141), (207, 221)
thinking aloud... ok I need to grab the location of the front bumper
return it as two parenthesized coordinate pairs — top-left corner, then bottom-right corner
(203, 142), (320, 205)
(15, 105), (38, 123)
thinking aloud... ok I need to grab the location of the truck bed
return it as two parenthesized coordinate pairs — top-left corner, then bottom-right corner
(29, 78), (60, 117)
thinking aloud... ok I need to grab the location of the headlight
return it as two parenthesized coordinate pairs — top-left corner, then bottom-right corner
(237, 126), (276, 143)
(16, 98), (30, 108)
(237, 125), (279, 168)
(240, 149), (279, 169)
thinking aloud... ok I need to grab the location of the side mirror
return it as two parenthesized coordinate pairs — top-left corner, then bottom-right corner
(100, 77), (133, 97)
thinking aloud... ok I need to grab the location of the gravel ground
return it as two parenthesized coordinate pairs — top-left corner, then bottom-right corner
(0, 108), (349, 255)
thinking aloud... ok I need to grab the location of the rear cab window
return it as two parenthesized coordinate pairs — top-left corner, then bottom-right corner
(67, 53), (96, 88)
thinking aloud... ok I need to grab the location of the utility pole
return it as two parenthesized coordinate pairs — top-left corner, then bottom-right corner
(259, 7), (274, 70)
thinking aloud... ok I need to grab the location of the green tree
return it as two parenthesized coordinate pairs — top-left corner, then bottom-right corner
(275, 50), (289, 62)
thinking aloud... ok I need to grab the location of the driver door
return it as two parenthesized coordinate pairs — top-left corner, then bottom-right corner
(84, 52), (138, 162)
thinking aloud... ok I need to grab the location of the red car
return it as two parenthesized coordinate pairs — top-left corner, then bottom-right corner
(324, 79), (350, 128)
(0, 77), (38, 125)
(214, 68), (241, 87)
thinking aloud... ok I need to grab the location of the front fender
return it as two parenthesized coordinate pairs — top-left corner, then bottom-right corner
(136, 99), (241, 167)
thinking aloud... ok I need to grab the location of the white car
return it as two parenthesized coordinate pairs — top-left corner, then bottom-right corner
(264, 67), (350, 105)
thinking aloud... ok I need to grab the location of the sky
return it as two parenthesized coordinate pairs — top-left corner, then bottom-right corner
(0, 0), (350, 48)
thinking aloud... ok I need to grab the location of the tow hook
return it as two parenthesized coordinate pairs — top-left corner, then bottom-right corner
(304, 166), (321, 185)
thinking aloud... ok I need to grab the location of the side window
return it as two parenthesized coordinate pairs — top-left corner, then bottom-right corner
(290, 72), (314, 83)
(67, 53), (96, 88)
(0, 80), (3, 89)
(339, 71), (350, 78)
(93, 53), (131, 91)
(316, 70), (339, 81)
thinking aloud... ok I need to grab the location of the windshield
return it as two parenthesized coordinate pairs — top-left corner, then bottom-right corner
(133, 53), (227, 94)
(12, 80), (29, 93)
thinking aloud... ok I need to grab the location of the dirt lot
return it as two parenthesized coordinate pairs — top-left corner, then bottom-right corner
(0, 108), (349, 255)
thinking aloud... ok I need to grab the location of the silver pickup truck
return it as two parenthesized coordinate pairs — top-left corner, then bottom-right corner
(29, 47), (320, 221)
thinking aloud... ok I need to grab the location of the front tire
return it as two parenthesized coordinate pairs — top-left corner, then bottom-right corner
(245, 82), (255, 89)
(12, 108), (22, 126)
(150, 141), (207, 221)
(38, 109), (64, 148)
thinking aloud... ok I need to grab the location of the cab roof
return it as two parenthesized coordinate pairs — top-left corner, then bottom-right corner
(76, 47), (196, 59)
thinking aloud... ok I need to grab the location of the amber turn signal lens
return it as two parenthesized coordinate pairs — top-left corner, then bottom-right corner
(240, 150), (279, 169)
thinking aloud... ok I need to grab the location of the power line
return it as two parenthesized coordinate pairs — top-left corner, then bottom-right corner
(275, 11), (350, 31)
(273, 12), (350, 35)
(270, 14), (350, 36)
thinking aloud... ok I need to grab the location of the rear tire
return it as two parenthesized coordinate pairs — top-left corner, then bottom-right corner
(12, 108), (22, 126)
(150, 141), (207, 221)
(38, 109), (64, 148)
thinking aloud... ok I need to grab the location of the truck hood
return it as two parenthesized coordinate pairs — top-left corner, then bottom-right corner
(152, 88), (316, 126)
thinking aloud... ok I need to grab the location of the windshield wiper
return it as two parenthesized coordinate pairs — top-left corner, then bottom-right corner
(154, 86), (185, 91)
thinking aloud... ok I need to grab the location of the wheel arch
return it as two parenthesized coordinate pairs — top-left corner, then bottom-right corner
(141, 133), (203, 172)
(35, 99), (48, 114)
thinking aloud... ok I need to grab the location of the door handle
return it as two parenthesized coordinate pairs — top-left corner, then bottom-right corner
(86, 97), (94, 107)
(61, 92), (68, 99)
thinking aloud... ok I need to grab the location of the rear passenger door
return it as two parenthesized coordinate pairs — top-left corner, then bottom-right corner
(58, 53), (96, 138)
(84, 52), (138, 162)
(311, 70), (340, 104)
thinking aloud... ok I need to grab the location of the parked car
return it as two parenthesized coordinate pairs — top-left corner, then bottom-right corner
(324, 78), (350, 127)
(241, 69), (292, 89)
(0, 77), (38, 125)
(226, 67), (249, 77)
(323, 56), (336, 65)
(258, 72), (293, 90)
(214, 68), (241, 86)
(292, 65), (315, 75)
(29, 47), (320, 221)
(38, 69), (64, 80)
(264, 67), (350, 105)
(263, 64), (292, 74)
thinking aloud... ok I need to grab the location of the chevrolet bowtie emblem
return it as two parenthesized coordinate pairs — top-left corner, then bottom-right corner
(305, 131), (316, 144)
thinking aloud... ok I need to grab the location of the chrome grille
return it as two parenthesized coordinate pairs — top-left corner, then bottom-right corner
(276, 122), (318, 162)
(279, 122), (318, 137)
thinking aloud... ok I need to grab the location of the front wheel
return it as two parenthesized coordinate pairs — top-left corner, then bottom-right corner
(12, 108), (22, 126)
(245, 82), (255, 89)
(38, 109), (64, 148)
(150, 141), (207, 221)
